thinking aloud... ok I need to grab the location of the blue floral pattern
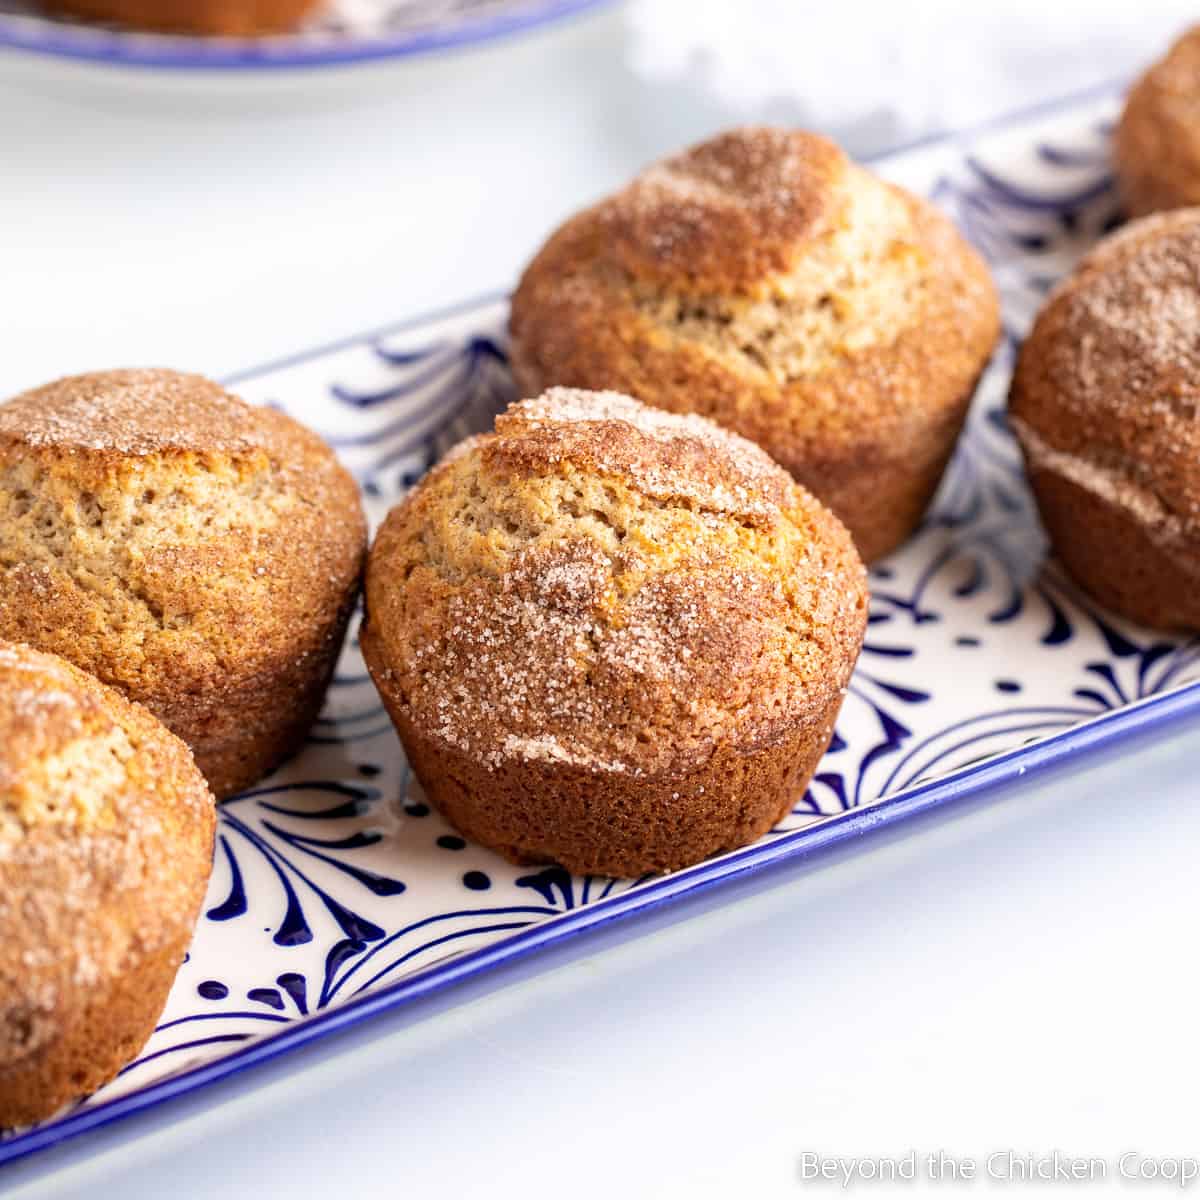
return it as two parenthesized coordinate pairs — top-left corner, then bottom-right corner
(31, 96), (1200, 1124)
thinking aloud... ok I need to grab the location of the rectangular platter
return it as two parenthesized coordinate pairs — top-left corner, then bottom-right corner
(7, 88), (1200, 1169)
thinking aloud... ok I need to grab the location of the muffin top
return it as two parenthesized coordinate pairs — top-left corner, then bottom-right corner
(0, 640), (214, 1066)
(0, 369), (366, 701)
(365, 388), (867, 776)
(1116, 27), (1200, 216)
(510, 127), (998, 451)
(1009, 210), (1200, 539)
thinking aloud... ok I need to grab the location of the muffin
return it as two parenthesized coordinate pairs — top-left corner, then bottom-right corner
(1115, 27), (1200, 218)
(509, 127), (1001, 563)
(362, 388), (867, 877)
(1009, 210), (1200, 630)
(0, 369), (366, 799)
(0, 640), (215, 1127)
(43, 0), (321, 35)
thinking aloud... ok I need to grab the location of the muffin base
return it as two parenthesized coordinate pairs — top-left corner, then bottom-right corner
(1113, 171), (1200, 222)
(0, 933), (189, 1129)
(365, 619), (844, 876)
(1027, 467), (1200, 632)
(787, 390), (975, 565)
(398, 721), (833, 878)
(163, 598), (357, 801)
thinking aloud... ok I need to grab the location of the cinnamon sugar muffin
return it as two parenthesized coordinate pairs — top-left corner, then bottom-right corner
(1115, 27), (1200, 218)
(0, 640), (215, 1127)
(0, 369), (366, 799)
(509, 127), (1001, 563)
(44, 0), (321, 35)
(1009, 210), (1200, 630)
(362, 388), (867, 877)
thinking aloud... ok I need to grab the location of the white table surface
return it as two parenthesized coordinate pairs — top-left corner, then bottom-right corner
(4, 7), (1200, 1197)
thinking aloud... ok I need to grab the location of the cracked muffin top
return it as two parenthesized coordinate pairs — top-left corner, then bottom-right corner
(0, 369), (366, 705)
(363, 388), (867, 777)
(0, 639), (214, 1068)
(510, 126), (999, 458)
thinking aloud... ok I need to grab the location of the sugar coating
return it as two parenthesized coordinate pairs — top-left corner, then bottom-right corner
(599, 126), (848, 292)
(509, 126), (1001, 563)
(626, 157), (927, 382)
(0, 369), (269, 456)
(1050, 209), (1200, 383)
(365, 388), (867, 776)
(0, 641), (214, 1059)
(512, 125), (994, 422)
(1012, 209), (1200, 544)
(499, 388), (793, 521)
(0, 369), (367, 793)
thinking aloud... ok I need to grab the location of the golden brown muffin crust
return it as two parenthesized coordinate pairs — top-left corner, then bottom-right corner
(487, 389), (795, 520)
(0, 369), (367, 797)
(0, 369), (277, 456)
(0, 641), (215, 1125)
(365, 388), (866, 785)
(1115, 27), (1200, 218)
(510, 128), (1000, 562)
(1010, 210), (1200, 535)
(1009, 210), (1200, 627)
(601, 127), (847, 293)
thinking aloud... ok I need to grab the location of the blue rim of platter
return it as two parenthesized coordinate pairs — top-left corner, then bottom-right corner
(6, 81), (1192, 1171)
(0, 0), (610, 71)
(8, 689), (1199, 1168)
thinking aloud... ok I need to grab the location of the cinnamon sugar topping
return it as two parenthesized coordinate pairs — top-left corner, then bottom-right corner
(365, 389), (867, 776)
(0, 369), (268, 455)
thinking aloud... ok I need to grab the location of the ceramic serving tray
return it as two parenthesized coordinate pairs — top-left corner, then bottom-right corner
(6, 89), (1200, 1170)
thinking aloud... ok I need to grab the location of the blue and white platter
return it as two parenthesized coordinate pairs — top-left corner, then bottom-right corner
(6, 90), (1200, 1170)
(0, 0), (607, 70)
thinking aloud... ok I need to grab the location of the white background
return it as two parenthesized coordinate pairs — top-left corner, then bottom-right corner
(3, 5), (1200, 1196)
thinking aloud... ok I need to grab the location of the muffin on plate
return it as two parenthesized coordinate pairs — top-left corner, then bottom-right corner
(1009, 209), (1200, 630)
(362, 388), (867, 877)
(0, 369), (366, 799)
(509, 127), (1001, 563)
(1115, 27), (1200, 218)
(43, 0), (321, 36)
(0, 640), (215, 1127)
